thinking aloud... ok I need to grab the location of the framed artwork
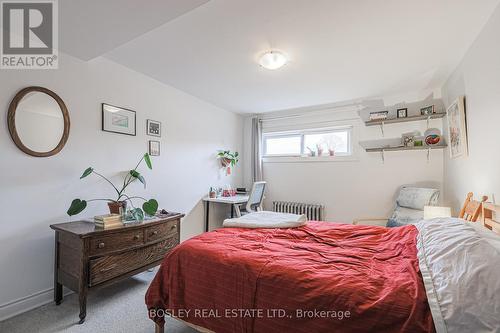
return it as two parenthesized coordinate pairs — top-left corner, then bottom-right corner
(149, 140), (160, 156)
(397, 108), (408, 118)
(102, 103), (136, 136)
(147, 119), (161, 137)
(446, 96), (468, 159)
(420, 105), (435, 115)
(369, 111), (388, 121)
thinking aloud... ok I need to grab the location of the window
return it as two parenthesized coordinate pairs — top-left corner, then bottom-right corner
(263, 126), (352, 157)
(263, 135), (302, 156)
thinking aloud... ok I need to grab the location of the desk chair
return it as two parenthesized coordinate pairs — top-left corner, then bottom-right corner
(234, 181), (266, 217)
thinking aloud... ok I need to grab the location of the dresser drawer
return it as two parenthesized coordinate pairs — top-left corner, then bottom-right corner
(145, 220), (178, 243)
(89, 229), (144, 256)
(89, 237), (178, 286)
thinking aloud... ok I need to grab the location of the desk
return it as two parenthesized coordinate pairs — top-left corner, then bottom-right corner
(202, 195), (249, 232)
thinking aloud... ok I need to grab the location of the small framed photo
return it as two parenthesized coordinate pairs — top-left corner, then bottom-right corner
(397, 108), (408, 118)
(102, 103), (136, 136)
(402, 133), (415, 147)
(369, 111), (388, 121)
(420, 105), (435, 116)
(149, 140), (160, 156)
(147, 119), (161, 137)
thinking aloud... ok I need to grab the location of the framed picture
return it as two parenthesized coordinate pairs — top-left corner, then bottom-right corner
(102, 103), (136, 136)
(420, 105), (435, 116)
(402, 133), (415, 147)
(147, 119), (161, 137)
(149, 140), (160, 156)
(369, 111), (388, 121)
(397, 108), (408, 118)
(446, 96), (468, 158)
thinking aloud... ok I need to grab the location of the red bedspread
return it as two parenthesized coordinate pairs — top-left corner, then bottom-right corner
(146, 222), (435, 333)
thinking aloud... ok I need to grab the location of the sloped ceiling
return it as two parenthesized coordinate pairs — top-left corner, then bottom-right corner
(61, 0), (500, 113)
(59, 0), (209, 61)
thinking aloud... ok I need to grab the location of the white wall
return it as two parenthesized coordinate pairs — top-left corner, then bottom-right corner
(0, 53), (243, 320)
(441, 3), (500, 212)
(244, 107), (444, 223)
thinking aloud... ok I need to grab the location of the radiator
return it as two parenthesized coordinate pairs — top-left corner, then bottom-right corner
(272, 201), (324, 221)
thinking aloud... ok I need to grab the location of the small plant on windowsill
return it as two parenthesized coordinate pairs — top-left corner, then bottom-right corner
(217, 150), (239, 175)
(66, 153), (158, 221)
(316, 144), (324, 156)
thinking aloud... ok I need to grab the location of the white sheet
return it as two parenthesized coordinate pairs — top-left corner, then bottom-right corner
(415, 218), (500, 333)
(223, 211), (307, 229)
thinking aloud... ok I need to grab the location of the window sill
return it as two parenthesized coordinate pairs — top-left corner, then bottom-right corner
(262, 155), (359, 163)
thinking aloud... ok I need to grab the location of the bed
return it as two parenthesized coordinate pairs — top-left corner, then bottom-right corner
(146, 214), (500, 332)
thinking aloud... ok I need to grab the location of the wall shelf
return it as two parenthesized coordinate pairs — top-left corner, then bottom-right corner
(365, 112), (446, 127)
(365, 144), (447, 153)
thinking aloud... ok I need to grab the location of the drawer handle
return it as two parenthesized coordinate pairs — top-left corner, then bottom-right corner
(100, 264), (117, 273)
(98, 242), (105, 249)
(152, 230), (158, 236)
(133, 234), (140, 240)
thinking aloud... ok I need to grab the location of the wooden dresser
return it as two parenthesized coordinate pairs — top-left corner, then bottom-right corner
(50, 213), (183, 324)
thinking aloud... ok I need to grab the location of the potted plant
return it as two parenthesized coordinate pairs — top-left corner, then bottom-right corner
(306, 147), (316, 157)
(217, 150), (239, 175)
(67, 153), (158, 221)
(316, 144), (323, 157)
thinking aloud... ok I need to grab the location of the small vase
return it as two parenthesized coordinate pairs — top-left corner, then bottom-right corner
(108, 201), (127, 215)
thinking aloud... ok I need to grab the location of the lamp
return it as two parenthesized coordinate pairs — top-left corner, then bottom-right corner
(424, 206), (452, 219)
(258, 51), (288, 70)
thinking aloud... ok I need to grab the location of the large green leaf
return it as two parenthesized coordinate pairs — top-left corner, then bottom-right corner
(67, 199), (87, 216)
(80, 167), (93, 179)
(131, 208), (144, 221)
(144, 153), (152, 170)
(129, 170), (146, 188)
(143, 199), (158, 216)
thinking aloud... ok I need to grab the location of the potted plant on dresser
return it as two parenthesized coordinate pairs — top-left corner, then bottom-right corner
(67, 153), (158, 220)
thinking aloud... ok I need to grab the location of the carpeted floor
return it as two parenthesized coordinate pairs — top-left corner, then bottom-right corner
(0, 270), (197, 333)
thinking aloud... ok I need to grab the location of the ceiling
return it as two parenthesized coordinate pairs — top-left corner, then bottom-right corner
(62, 0), (499, 113)
(59, 0), (209, 61)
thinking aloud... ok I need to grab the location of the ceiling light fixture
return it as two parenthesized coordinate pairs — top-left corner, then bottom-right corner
(258, 51), (288, 70)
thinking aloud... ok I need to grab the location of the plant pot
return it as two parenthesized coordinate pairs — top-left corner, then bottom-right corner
(108, 201), (127, 215)
(220, 158), (231, 168)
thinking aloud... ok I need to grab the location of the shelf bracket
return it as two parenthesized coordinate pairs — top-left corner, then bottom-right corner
(380, 121), (385, 137)
(426, 116), (431, 129)
(381, 149), (385, 164)
(427, 148), (431, 163)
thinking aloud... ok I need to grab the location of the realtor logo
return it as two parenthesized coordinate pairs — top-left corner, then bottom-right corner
(1, 0), (58, 69)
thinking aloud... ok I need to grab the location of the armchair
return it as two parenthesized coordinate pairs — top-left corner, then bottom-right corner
(353, 186), (440, 227)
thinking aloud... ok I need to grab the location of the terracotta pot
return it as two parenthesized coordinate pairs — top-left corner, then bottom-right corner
(108, 201), (127, 214)
(221, 157), (231, 167)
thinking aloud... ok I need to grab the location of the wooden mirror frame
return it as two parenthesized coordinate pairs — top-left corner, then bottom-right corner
(7, 86), (70, 157)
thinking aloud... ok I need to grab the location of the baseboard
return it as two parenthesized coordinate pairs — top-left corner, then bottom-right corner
(0, 287), (72, 322)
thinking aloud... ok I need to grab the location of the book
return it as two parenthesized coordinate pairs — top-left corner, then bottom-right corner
(94, 214), (122, 223)
(94, 220), (123, 229)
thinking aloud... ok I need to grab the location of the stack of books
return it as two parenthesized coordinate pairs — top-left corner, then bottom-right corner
(94, 214), (123, 229)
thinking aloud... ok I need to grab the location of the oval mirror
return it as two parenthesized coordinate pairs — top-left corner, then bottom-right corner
(7, 87), (70, 157)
